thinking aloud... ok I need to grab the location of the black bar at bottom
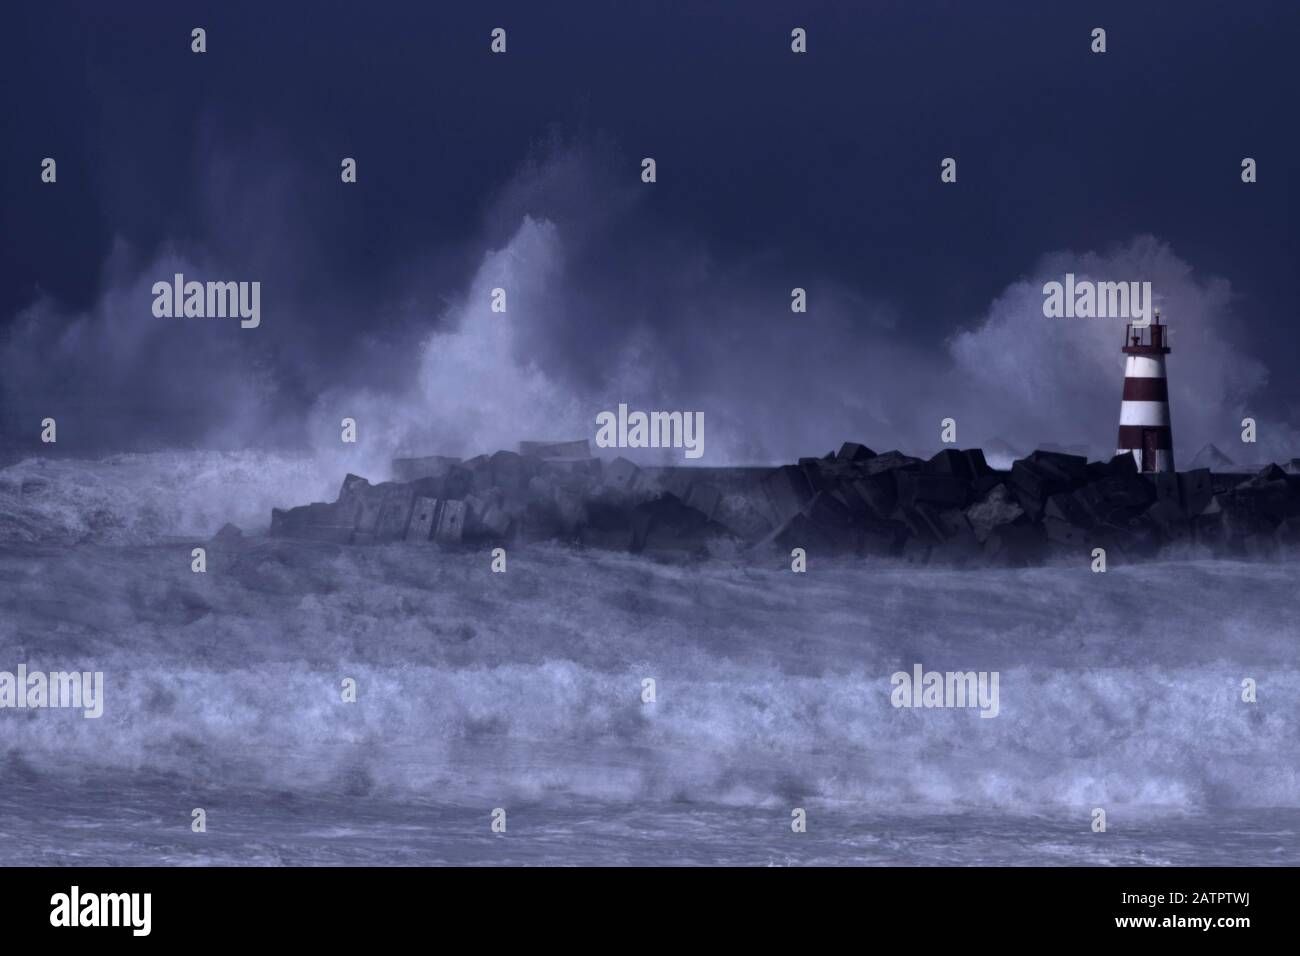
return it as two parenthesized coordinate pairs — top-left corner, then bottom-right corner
(0, 865), (1281, 942)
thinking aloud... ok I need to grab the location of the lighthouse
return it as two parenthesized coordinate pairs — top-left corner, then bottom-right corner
(1116, 308), (1174, 472)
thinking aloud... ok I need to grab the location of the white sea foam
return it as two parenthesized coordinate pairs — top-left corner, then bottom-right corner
(2, 458), (1296, 820)
(0, 450), (341, 544)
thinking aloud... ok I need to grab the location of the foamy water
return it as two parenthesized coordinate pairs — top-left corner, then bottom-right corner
(1, 453), (1297, 864)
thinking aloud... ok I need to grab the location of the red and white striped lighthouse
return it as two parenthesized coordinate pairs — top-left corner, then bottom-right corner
(1116, 308), (1174, 472)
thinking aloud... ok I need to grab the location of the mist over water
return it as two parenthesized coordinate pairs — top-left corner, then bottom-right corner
(3, 137), (1295, 468)
(0, 451), (340, 544)
(2, 453), (1297, 863)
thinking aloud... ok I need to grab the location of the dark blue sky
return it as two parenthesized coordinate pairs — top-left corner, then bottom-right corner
(1, 1), (1297, 459)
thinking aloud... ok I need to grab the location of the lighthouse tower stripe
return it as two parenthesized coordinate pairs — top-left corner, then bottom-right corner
(1123, 355), (1167, 378)
(1119, 401), (1170, 426)
(1117, 426), (1172, 447)
(1118, 356), (1170, 428)
(1121, 378), (1168, 401)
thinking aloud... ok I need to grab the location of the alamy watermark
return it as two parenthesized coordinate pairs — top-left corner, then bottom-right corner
(0, 664), (103, 718)
(50, 886), (150, 936)
(152, 272), (261, 328)
(594, 403), (704, 460)
(1042, 273), (1152, 327)
(890, 663), (999, 718)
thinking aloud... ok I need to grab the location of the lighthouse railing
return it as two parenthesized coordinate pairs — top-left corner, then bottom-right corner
(1123, 322), (1167, 349)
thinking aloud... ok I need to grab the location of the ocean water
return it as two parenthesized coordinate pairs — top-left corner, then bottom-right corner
(1, 453), (1297, 865)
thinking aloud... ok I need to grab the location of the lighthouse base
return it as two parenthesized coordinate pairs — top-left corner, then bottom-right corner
(1117, 447), (1174, 473)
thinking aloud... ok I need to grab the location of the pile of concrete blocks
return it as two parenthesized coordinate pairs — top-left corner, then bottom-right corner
(269, 439), (1300, 565)
(390, 455), (462, 482)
